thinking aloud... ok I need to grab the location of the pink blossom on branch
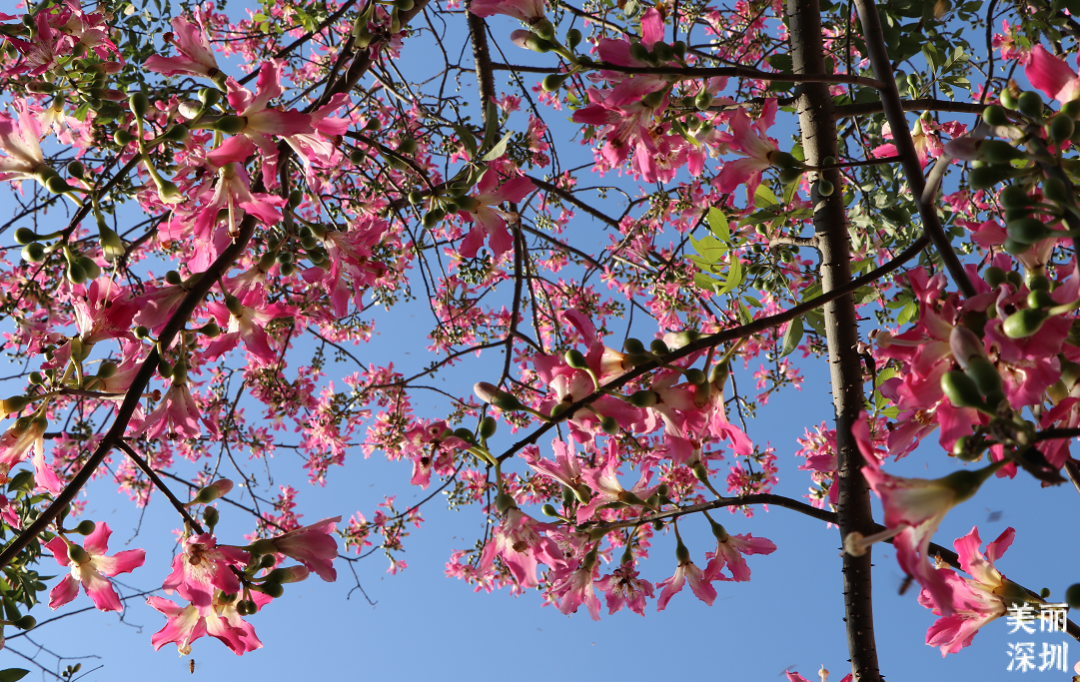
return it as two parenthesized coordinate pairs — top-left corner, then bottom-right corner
(44, 523), (146, 612)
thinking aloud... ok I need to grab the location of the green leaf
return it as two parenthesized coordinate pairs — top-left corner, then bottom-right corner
(693, 272), (717, 291)
(781, 316), (803, 357)
(754, 183), (779, 208)
(451, 125), (477, 160)
(717, 256), (743, 296)
(480, 130), (514, 162)
(480, 101), (499, 150)
(0, 669), (30, 682)
(707, 207), (730, 241)
(690, 234), (727, 261)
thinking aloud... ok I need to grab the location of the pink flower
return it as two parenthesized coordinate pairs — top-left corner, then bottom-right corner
(44, 523), (146, 612)
(162, 533), (249, 612)
(921, 526), (1027, 656)
(211, 61), (314, 188)
(479, 508), (562, 589)
(143, 11), (220, 79)
(136, 377), (203, 441)
(468, 0), (546, 24)
(851, 411), (1005, 617)
(548, 556), (601, 620)
(704, 527), (776, 582)
(147, 596), (207, 655)
(0, 107), (46, 184)
(595, 562), (655, 615)
(257, 516), (342, 581)
(714, 99), (779, 198)
(655, 552), (716, 610)
(458, 173), (535, 259)
(1024, 45), (1080, 104)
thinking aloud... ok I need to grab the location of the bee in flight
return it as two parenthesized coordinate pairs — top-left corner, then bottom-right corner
(189, 660), (196, 674)
(898, 574), (915, 596)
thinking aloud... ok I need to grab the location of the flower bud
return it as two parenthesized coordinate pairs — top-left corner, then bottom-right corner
(212, 115), (246, 134)
(98, 361), (117, 378)
(1006, 217), (1053, 245)
(564, 349), (589, 370)
(532, 18), (555, 40)
(67, 543), (90, 565)
(515, 30), (555, 52)
(163, 124), (189, 143)
(14, 227), (39, 245)
(817, 179), (835, 196)
(114, 129), (133, 146)
(940, 370), (986, 409)
(684, 368), (706, 385)
(949, 326), (984, 369)
(623, 338), (645, 354)
(965, 357), (1004, 405)
(251, 582), (285, 598)
(982, 104), (1009, 127)
(1028, 289), (1054, 309)
(600, 415), (619, 434)
(1003, 308), (1050, 338)
(203, 505), (219, 531)
(495, 491), (515, 513)
(1049, 113), (1075, 142)
(2, 395), (30, 416)
(566, 27), (582, 49)
(641, 89), (665, 108)
(198, 87), (221, 107)
(968, 165), (1013, 190)
(74, 520), (96, 535)
(981, 140), (1026, 165)
(982, 266), (1007, 287)
(542, 74), (568, 92)
(194, 479), (234, 504)
(423, 208), (445, 229)
(128, 92), (149, 119)
(1017, 90), (1043, 118)
(998, 184), (1030, 209)
(479, 416), (497, 439)
(13, 615), (36, 630)
(650, 339), (669, 355)
(455, 196), (481, 212)
(628, 390), (658, 408)
(1065, 583), (1080, 609)
(133, 325), (151, 339)
(248, 538), (278, 556)
(541, 503), (558, 517)
(265, 566), (310, 584)
(1003, 238), (1032, 255)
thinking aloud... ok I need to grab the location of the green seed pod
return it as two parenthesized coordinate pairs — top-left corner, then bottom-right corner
(13, 615), (36, 630)
(628, 390), (658, 408)
(968, 165), (1011, 190)
(1007, 272), (1025, 291)
(684, 368), (706, 385)
(541, 74), (567, 92)
(541, 503), (559, 517)
(198, 87), (222, 108)
(623, 338), (645, 354)
(66, 262), (87, 284)
(45, 174), (69, 194)
(1050, 113), (1076, 142)
(453, 427), (475, 442)
(1003, 308), (1050, 338)
(128, 92), (149, 119)
(983, 266), (1007, 288)
(641, 89), (666, 109)
(817, 179), (835, 196)
(600, 415), (619, 435)
(495, 492), (515, 513)
(491, 391), (524, 412)
(998, 184), (1030, 209)
(113, 129), (133, 146)
(98, 361), (117, 378)
(456, 196), (481, 212)
(1039, 587), (1052, 599)
(74, 519), (96, 535)
(941, 371), (986, 409)
(279, 262), (295, 277)
(408, 190), (424, 205)
(778, 167), (804, 184)
(566, 27), (582, 49)
(1065, 583), (1080, 609)
(67, 160), (86, 179)
(628, 41), (650, 63)
(1006, 217), (1053, 245)
(1027, 272), (1052, 291)
(398, 138), (418, 155)
(652, 42), (673, 62)
(1027, 289), (1054, 309)
(1003, 237), (1033, 255)
(348, 148), (366, 165)
(564, 349), (589, 370)
(1017, 91), (1044, 118)
(532, 17), (556, 40)
(672, 40), (686, 58)
(965, 356), (1004, 400)
(694, 90), (714, 111)
(422, 208), (445, 229)
(78, 256), (100, 281)
(980, 140), (1026, 165)
(164, 124), (189, 143)
(14, 227), (38, 245)
(522, 33), (555, 52)
(479, 416), (497, 439)
(982, 104), (1009, 127)
(213, 115), (246, 134)
(649, 339), (669, 355)
(1044, 176), (1072, 204)
(203, 505), (220, 531)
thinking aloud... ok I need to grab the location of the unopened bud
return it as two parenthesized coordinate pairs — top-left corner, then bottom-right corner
(213, 115), (246, 134)
(265, 566), (310, 584)
(67, 543), (90, 565)
(194, 479), (233, 504)
(74, 520), (96, 535)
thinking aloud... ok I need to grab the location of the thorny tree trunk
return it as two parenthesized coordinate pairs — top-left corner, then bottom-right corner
(786, 0), (883, 680)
